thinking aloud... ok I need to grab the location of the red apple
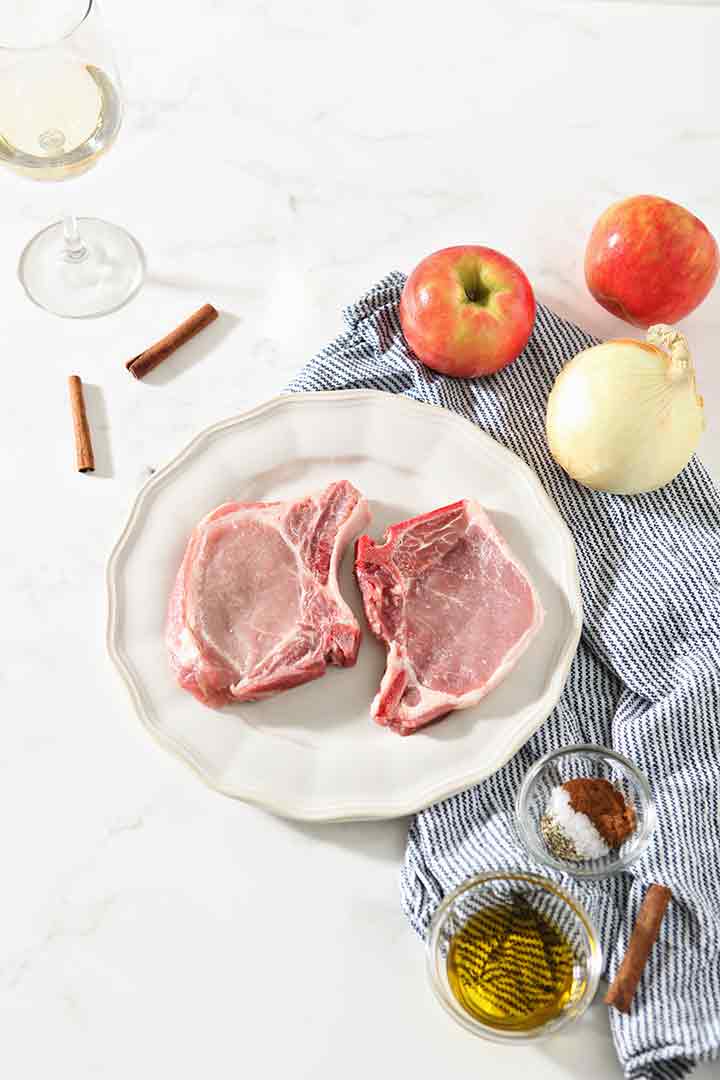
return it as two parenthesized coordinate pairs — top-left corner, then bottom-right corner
(399, 245), (536, 378)
(585, 195), (719, 327)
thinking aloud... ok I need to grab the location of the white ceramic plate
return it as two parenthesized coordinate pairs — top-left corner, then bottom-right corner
(107, 390), (582, 821)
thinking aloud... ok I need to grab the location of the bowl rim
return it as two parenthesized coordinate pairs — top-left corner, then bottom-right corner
(425, 869), (603, 1043)
(514, 743), (657, 880)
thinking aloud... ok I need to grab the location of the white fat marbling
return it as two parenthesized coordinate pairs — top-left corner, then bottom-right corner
(1, 2), (719, 1078)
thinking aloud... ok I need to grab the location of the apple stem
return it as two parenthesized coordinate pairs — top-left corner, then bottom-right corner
(647, 324), (692, 381)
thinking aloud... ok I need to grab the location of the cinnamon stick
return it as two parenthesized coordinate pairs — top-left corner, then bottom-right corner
(68, 375), (95, 473)
(605, 884), (672, 1013)
(126, 303), (218, 379)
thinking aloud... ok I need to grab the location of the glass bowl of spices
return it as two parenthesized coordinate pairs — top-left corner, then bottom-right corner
(427, 871), (602, 1042)
(515, 744), (656, 879)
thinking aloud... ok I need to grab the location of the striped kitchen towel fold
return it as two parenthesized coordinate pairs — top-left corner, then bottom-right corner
(287, 272), (720, 1080)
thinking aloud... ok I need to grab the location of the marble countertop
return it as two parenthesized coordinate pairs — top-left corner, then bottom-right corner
(2, 2), (719, 1077)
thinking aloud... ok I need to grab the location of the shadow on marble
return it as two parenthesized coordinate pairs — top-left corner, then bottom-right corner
(145, 269), (254, 297)
(82, 383), (114, 478)
(140, 310), (242, 386)
(280, 814), (411, 865)
(539, 988), (621, 1077)
(536, 289), (612, 341)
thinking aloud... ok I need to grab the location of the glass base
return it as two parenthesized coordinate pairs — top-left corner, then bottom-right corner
(18, 217), (145, 318)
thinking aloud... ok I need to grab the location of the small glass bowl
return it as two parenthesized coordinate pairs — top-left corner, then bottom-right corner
(427, 871), (602, 1043)
(515, 744), (656, 879)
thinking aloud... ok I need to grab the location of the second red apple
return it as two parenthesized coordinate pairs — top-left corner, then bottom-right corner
(585, 195), (719, 327)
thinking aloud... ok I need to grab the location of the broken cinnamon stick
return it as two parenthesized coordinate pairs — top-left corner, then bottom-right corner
(68, 375), (95, 473)
(605, 883), (672, 1013)
(126, 303), (218, 379)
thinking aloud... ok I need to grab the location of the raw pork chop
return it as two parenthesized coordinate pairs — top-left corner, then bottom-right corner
(354, 500), (544, 735)
(167, 480), (370, 707)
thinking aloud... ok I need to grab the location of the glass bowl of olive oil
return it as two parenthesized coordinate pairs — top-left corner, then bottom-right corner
(426, 871), (602, 1042)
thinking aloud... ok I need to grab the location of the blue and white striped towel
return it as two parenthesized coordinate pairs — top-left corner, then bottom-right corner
(288, 272), (720, 1080)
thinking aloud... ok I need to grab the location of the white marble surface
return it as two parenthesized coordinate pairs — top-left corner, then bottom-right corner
(1, 2), (719, 1077)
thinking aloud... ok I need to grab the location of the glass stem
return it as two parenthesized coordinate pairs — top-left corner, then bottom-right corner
(62, 214), (88, 263)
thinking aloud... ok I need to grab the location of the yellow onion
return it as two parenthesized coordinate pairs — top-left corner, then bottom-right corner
(546, 325), (705, 495)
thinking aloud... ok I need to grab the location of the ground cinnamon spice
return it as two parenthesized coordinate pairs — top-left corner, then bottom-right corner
(564, 777), (636, 847)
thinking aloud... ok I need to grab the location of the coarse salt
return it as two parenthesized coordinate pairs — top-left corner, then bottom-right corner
(545, 785), (610, 861)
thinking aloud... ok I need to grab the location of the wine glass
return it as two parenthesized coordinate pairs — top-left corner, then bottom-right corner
(0, 1), (144, 318)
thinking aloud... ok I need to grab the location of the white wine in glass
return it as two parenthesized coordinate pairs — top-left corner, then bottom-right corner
(0, 1), (144, 317)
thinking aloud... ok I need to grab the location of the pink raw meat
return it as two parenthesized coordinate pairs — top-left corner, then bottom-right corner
(354, 500), (544, 735)
(167, 480), (370, 707)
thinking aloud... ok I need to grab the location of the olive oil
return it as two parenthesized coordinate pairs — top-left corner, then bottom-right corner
(447, 895), (578, 1031)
